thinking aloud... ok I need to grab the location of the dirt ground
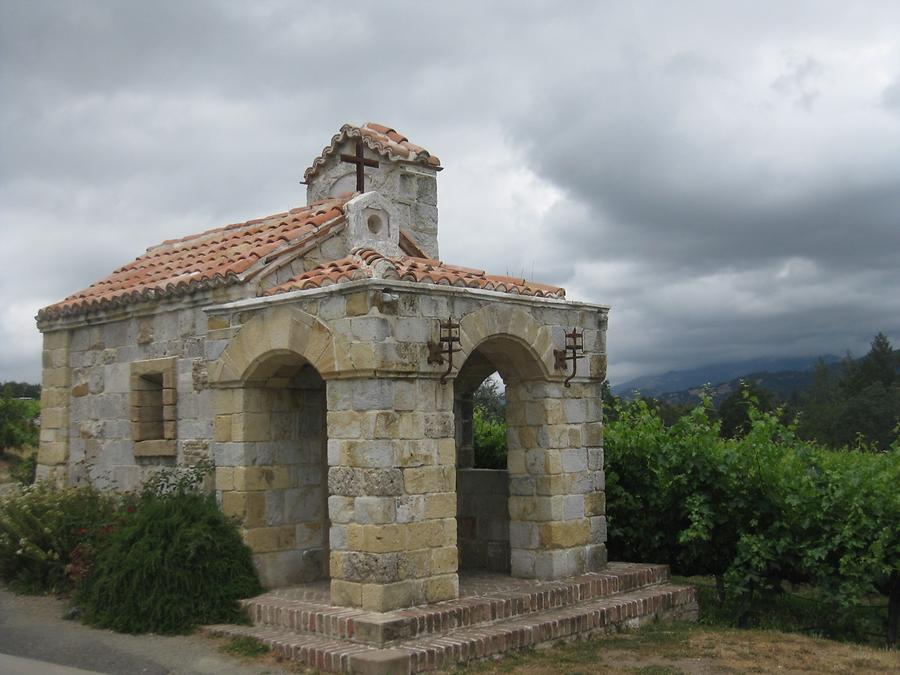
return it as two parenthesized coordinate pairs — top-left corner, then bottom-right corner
(1, 584), (898, 674)
(453, 622), (900, 674)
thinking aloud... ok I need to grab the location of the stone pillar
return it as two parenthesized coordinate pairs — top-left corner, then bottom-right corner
(506, 380), (606, 579)
(36, 329), (71, 486)
(327, 377), (459, 612)
(454, 393), (474, 468)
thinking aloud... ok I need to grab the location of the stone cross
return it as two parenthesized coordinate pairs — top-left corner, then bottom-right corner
(340, 138), (380, 192)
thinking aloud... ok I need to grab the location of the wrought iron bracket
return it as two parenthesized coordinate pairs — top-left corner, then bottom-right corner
(427, 317), (461, 385)
(554, 328), (584, 388)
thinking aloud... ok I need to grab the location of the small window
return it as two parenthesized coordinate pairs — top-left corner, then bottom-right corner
(131, 358), (177, 457)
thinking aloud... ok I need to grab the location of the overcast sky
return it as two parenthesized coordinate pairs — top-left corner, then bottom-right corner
(2, 1), (899, 385)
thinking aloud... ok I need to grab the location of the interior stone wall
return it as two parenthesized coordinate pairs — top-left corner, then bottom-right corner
(216, 368), (328, 588)
(457, 468), (510, 573)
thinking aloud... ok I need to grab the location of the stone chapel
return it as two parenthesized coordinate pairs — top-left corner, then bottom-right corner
(36, 123), (613, 613)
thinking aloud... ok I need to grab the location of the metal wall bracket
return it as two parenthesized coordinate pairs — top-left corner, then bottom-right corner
(554, 328), (584, 388)
(427, 317), (461, 385)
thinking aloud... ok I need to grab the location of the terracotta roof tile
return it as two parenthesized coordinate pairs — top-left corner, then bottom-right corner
(265, 248), (566, 299)
(304, 123), (441, 183)
(38, 195), (353, 320)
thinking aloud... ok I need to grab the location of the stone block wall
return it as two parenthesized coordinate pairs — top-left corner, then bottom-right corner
(35, 286), (249, 491)
(36, 330), (71, 485)
(457, 469), (510, 573)
(326, 377), (459, 612)
(505, 380), (607, 579)
(306, 142), (440, 258)
(214, 375), (328, 587)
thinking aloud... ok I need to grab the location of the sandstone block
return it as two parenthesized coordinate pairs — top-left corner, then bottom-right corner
(431, 546), (458, 575)
(585, 491), (606, 517)
(539, 519), (590, 549)
(348, 524), (407, 553)
(331, 579), (363, 607)
(355, 496), (397, 524)
(328, 495), (355, 524)
(424, 574), (458, 603)
(403, 466), (452, 494)
(233, 466), (291, 491)
(362, 580), (417, 612)
(424, 492), (455, 519)
(345, 291), (369, 317)
(561, 447), (588, 473)
(215, 467), (235, 491)
(328, 466), (404, 497)
(243, 525), (295, 553)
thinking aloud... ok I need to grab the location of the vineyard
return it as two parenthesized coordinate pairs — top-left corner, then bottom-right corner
(604, 393), (900, 647)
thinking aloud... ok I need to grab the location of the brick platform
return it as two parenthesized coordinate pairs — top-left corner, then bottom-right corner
(205, 562), (697, 673)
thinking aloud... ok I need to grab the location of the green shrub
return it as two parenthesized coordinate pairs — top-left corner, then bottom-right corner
(76, 488), (261, 634)
(473, 407), (507, 469)
(0, 483), (121, 593)
(222, 635), (270, 657)
(10, 452), (37, 485)
(605, 392), (900, 646)
(0, 393), (39, 453)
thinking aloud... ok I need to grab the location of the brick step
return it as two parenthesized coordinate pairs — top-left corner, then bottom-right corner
(242, 562), (670, 645)
(206, 582), (698, 674)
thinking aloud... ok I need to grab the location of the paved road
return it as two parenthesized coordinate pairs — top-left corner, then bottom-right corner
(0, 588), (288, 675)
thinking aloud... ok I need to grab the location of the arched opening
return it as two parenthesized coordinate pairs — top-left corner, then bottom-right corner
(454, 335), (545, 575)
(233, 351), (329, 587)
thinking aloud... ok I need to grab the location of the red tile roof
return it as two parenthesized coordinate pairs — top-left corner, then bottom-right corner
(38, 195), (353, 320)
(265, 248), (566, 299)
(304, 123), (441, 183)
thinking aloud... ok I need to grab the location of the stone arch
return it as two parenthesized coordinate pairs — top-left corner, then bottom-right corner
(456, 304), (555, 384)
(452, 327), (553, 575)
(208, 305), (336, 386)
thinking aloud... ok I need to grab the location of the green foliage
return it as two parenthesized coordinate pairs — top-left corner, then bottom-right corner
(605, 394), (900, 645)
(76, 464), (261, 634)
(717, 380), (776, 438)
(473, 377), (505, 423)
(0, 483), (121, 593)
(0, 388), (39, 452)
(0, 382), (41, 399)
(10, 452), (37, 485)
(473, 407), (508, 469)
(799, 333), (900, 451)
(222, 635), (270, 657)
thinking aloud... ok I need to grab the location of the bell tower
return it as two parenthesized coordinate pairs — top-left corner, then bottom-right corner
(303, 122), (442, 258)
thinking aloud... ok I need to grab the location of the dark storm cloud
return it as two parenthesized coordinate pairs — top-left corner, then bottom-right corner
(2, 0), (899, 383)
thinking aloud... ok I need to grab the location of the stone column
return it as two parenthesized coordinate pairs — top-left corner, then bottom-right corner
(36, 329), (71, 486)
(506, 380), (606, 579)
(327, 377), (459, 612)
(454, 393), (475, 468)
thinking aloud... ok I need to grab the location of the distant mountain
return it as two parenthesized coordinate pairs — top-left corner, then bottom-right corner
(656, 364), (845, 406)
(612, 355), (841, 400)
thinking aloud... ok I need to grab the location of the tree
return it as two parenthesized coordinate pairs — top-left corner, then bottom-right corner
(472, 377), (505, 423)
(799, 334), (899, 451)
(0, 388), (39, 453)
(718, 381), (776, 439)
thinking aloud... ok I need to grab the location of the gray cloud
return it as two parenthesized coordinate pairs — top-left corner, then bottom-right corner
(2, 0), (899, 384)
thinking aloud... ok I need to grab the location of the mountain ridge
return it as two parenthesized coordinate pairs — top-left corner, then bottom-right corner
(612, 354), (841, 399)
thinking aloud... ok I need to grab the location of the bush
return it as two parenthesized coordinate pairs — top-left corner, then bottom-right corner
(605, 391), (900, 646)
(76, 481), (261, 634)
(0, 392), (39, 453)
(473, 407), (507, 469)
(10, 452), (37, 485)
(0, 483), (121, 593)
